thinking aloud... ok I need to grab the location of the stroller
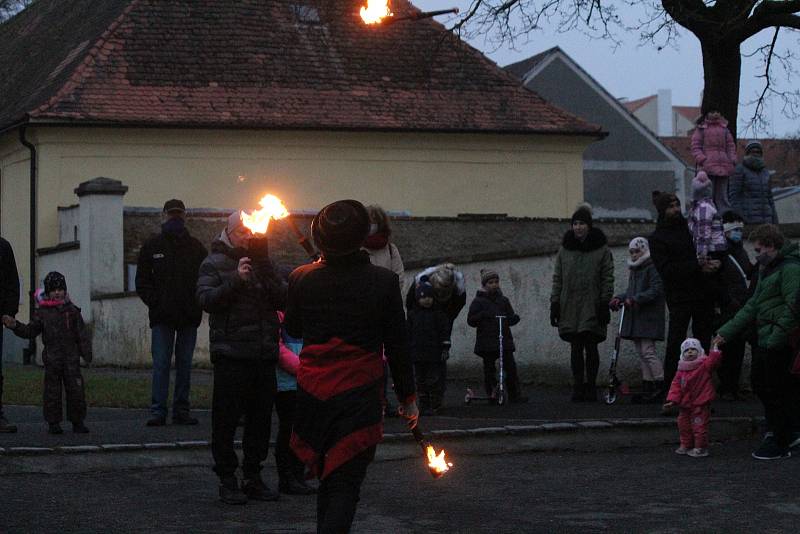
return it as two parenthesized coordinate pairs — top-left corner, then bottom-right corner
(465, 315), (508, 406)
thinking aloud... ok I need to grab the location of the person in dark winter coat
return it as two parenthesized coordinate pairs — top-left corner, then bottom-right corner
(468, 269), (526, 403)
(3, 272), (91, 435)
(136, 199), (208, 427)
(729, 141), (778, 225)
(550, 205), (614, 402)
(284, 199), (417, 534)
(609, 237), (665, 402)
(408, 279), (451, 415)
(0, 236), (20, 433)
(690, 111), (737, 213)
(648, 192), (718, 396)
(716, 212), (755, 400)
(196, 209), (287, 505)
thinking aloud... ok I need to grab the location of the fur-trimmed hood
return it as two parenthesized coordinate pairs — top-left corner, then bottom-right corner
(562, 227), (608, 252)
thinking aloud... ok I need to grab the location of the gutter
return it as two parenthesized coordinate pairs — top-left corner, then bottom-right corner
(18, 127), (36, 365)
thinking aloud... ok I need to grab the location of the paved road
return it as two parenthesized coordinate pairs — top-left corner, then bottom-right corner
(1, 439), (796, 533)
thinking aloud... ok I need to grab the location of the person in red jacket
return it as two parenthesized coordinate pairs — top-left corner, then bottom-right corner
(663, 338), (723, 458)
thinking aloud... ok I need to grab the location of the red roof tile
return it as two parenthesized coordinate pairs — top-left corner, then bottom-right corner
(622, 95), (657, 113)
(0, 0), (602, 136)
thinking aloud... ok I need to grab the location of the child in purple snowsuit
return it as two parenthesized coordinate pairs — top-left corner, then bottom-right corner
(663, 339), (723, 458)
(688, 171), (727, 261)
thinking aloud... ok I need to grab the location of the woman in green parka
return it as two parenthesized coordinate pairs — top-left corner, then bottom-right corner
(550, 205), (615, 402)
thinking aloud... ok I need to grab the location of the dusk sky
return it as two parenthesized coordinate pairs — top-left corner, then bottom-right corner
(414, 0), (798, 138)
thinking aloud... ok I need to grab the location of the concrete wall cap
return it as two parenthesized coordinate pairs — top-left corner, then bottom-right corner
(74, 177), (128, 197)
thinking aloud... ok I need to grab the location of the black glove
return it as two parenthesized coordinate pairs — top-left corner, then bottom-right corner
(550, 301), (560, 327)
(596, 303), (611, 326)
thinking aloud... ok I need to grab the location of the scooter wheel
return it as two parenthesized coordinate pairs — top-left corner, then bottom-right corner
(496, 390), (506, 406)
(604, 389), (617, 405)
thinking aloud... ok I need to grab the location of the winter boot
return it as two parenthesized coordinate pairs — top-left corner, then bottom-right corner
(48, 423), (63, 435)
(644, 381), (666, 404)
(571, 383), (584, 402)
(583, 383), (598, 403)
(632, 381), (653, 404)
(72, 421), (90, 433)
(279, 464), (316, 495)
(0, 415), (17, 433)
(242, 473), (279, 502)
(219, 476), (248, 505)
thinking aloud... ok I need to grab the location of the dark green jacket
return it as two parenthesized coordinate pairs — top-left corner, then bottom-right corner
(718, 243), (800, 350)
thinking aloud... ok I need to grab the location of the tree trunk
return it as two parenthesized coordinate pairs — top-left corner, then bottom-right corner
(700, 38), (742, 140)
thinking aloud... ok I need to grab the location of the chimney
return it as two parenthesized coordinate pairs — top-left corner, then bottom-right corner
(657, 89), (673, 136)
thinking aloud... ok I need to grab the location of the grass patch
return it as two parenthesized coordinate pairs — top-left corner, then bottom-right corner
(1, 366), (212, 409)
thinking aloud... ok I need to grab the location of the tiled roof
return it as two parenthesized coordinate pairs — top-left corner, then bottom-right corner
(0, 0), (602, 136)
(622, 95), (657, 113)
(660, 136), (800, 188)
(673, 105), (701, 122)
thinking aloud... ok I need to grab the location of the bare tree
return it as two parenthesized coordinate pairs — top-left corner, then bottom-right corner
(0, 0), (31, 22)
(448, 1), (800, 139)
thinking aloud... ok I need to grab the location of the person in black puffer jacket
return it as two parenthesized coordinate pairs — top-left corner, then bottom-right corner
(0, 236), (20, 433)
(408, 278), (451, 415)
(136, 199), (208, 427)
(468, 269), (526, 403)
(196, 210), (287, 505)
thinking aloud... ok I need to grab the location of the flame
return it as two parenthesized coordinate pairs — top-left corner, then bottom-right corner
(360, 0), (392, 24)
(240, 194), (290, 235)
(425, 445), (453, 475)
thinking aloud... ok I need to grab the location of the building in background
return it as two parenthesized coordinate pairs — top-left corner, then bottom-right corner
(622, 91), (700, 137)
(506, 47), (688, 219)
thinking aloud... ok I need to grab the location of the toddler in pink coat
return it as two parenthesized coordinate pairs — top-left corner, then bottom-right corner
(663, 338), (723, 458)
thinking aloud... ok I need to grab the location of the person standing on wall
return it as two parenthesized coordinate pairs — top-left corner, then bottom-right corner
(0, 236), (20, 433)
(285, 199), (418, 533)
(136, 199), (208, 427)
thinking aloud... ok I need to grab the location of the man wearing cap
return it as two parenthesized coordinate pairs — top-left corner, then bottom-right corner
(136, 199), (208, 427)
(197, 209), (287, 504)
(284, 199), (417, 533)
(649, 192), (719, 402)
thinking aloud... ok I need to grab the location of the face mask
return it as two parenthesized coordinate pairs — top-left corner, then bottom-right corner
(727, 229), (742, 243)
(368, 223), (379, 236)
(756, 252), (773, 266)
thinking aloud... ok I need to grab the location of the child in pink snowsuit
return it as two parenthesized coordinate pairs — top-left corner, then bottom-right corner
(663, 338), (723, 458)
(691, 111), (737, 213)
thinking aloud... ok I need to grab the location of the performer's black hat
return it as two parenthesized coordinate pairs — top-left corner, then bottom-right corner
(311, 200), (370, 257)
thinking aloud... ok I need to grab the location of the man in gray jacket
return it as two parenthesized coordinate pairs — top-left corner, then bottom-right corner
(197, 211), (286, 505)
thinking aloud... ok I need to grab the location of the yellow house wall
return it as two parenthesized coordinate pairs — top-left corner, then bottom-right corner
(0, 136), (31, 326)
(27, 127), (587, 246)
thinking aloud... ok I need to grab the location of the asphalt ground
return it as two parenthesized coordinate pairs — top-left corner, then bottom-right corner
(0, 379), (764, 448)
(0, 440), (797, 533)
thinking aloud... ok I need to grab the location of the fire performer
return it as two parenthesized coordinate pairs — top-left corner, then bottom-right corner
(196, 211), (287, 505)
(285, 199), (418, 534)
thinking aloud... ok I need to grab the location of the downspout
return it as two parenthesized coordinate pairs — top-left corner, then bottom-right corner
(18, 126), (36, 365)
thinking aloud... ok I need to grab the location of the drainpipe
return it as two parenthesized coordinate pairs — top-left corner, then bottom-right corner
(18, 127), (36, 365)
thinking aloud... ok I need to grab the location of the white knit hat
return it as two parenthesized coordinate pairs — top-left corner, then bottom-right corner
(628, 237), (649, 253)
(680, 338), (705, 360)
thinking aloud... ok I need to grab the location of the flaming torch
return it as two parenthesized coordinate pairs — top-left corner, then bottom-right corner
(240, 194), (289, 259)
(359, 1), (459, 25)
(412, 426), (453, 479)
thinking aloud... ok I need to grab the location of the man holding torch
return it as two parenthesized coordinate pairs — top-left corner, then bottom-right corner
(197, 211), (287, 505)
(284, 199), (418, 534)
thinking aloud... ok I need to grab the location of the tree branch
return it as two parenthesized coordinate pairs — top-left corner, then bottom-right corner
(748, 27), (780, 131)
(740, 12), (800, 40)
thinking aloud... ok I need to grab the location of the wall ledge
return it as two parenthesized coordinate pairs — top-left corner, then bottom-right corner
(37, 241), (79, 256)
(92, 291), (137, 301)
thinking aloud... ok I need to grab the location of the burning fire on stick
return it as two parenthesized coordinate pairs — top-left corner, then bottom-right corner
(412, 426), (453, 479)
(239, 193), (319, 261)
(359, 0), (459, 25)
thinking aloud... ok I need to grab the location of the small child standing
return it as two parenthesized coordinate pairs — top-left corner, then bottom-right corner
(663, 339), (723, 458)
(467, 269), (526, 403)
(609, 237), (665, 403)
(2, 272), (92, 434)
(688, 171), (727, 261)
(407, 277), (451, 415)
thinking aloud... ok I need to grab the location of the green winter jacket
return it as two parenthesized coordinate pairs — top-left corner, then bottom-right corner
(551, 228), (614, 342)
(718, 242), (800, 350)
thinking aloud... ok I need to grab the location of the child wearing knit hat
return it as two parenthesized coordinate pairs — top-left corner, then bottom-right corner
(688, 171), (727, 261)
(663, 338), (723, 458)
(467, 269), (526, 403)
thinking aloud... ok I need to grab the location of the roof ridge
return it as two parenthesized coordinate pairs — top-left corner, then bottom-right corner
(32, 0), (139, 119)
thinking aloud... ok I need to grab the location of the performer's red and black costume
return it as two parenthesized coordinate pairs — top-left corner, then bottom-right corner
(284, 199), (415, 534)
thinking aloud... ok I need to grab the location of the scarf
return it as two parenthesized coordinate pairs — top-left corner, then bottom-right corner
(627, 252), (651, 268)
(362, 232), (389, 250)
(743, 156), (765, 171)
(677, 354), (706, 372)
(162, 217), (186, 236)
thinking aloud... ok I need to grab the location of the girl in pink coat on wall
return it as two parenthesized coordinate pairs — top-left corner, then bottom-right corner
(691, 111), (737, 214)
(663, 338), (723, 458)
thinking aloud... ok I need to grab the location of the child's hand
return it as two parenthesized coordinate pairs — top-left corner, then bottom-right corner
(662, 401), (675, 410)
(2, 315), (16, 328)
